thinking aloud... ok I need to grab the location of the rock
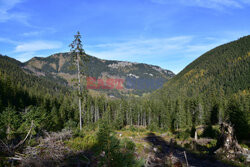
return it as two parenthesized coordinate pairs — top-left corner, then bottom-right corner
(100, 151), (105, 157)
(153, 147), (158, 152)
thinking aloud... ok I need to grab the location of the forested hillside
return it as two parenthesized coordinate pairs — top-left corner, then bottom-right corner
(147, 36), (250, 141)
(155, 35), (250, 99)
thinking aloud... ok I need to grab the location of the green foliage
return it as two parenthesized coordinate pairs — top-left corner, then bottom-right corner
(120, 137), (136, 151)
(176, 129), (191, 140)
(155, 35), (250, 99)
(0, 107), (21, 140)
(226, 96), (250, 140)
(96, 122), (140, 167)
(210, 103), (219, 125)
(202, 125), (220, 139)
(64, 119), (78, 130)
(66, 134), (97, 151)
(148, 122), (159, 132)
(18, 106), (48, 137)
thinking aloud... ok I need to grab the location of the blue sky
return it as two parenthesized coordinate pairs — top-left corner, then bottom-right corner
(0, 0), (249, 73)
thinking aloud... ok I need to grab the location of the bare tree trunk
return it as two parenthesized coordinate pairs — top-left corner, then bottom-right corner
(138, 106), (142, 126)
(126, 109), (128, 125)
(14, 121), (34, 149)
(94, 102), (97, 122)
(97, 107), (99, 120)
(77, 52), (82, 130)
(143, 112), (146, 126)
(198, 103), (203, 125)
(130, 106), (132, 126)
(148, 112), (151, 126)
(195, 130), (198, 141)
(141, 107), (143, 126)
(184, 151), (189, 167)
(137, 112), (140, 126)
(108, 109), (111, 124)
(91, 105), (94, 123)
(87, 107), (89, 124)
(115, 109), (117, 121)
(83, 96), (86, 124)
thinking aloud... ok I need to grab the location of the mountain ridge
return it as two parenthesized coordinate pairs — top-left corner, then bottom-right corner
(22, 52), (175, 96)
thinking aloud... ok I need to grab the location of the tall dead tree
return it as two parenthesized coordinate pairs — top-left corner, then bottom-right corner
(69, 31), (85, 130)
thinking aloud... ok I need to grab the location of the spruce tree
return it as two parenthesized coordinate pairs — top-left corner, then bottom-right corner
(69, 31), (85, 130)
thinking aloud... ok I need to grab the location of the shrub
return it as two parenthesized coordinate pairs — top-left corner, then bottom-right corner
(64, 119), (77, 130)
(205, 140), (217, 148)
(97, 122), (141, 167)
(202, 125), (219, 139)
(129, 125), (137, 132)
(120, 138), (136, 152)
(73, 128), (85, 138)
(65, 134), (97, 151)
(148, 122), (159, 132)
(176, 129), (190, 140)
(184, 143), (192, 149)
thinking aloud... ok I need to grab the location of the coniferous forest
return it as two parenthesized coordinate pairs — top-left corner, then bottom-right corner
(0, 34), (249, 167)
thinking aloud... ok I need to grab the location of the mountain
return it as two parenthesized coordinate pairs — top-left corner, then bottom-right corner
(0, 54), (70, 115)
(0, 55), (68, 95)
(155, 35), (250, 99)
(23, 53), (175, 96)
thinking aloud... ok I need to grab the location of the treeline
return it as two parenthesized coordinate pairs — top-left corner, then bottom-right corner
(2, 65), (249, 143)
(76, 90), (250, 140)
(0, 35), (250, 145)
(0, 55), (249, 143)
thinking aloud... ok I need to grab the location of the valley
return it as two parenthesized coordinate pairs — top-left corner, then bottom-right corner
(0, 35), (249, 166)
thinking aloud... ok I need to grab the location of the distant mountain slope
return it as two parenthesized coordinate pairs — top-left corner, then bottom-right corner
(0, 55), (68, 100)
(155, 35), (250, 98)
(24, 53), (174, 96)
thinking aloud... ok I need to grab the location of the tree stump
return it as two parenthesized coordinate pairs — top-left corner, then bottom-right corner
(214, 122), (247, 159)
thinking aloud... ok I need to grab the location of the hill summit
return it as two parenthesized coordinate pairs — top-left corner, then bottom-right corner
(23, 53), (175, 96)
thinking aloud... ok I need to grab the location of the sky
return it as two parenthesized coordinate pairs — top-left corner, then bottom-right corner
(0, 0), (250, 74)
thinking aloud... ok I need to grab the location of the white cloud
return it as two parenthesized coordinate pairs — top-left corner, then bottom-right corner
(87, 35), (225, 61)
(13, 40), (62, 62)
(151, 0), (250, 10)
(85, 35), (235, 74)
(15, 41), (62, 52)
(0, 0), (22, 11)
(0, 37), (62, 62)
(21, 28), (57, 37)
(86, 36), (193, 60)
(0, 0), (29, 23)
(21, 31), (41, 37)
(14, 52), (46, 62)
(0, 37), (19, 44)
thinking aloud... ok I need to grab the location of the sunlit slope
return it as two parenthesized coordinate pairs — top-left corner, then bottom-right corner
(155, 35), (250, 98)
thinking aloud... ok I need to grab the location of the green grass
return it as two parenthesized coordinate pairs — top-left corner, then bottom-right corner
(65, 133), (97, 151)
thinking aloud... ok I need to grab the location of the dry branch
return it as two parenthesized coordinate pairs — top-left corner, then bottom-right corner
(14, 120), (34, 149)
